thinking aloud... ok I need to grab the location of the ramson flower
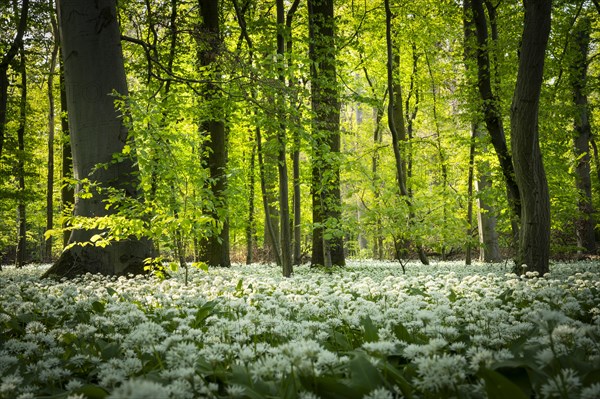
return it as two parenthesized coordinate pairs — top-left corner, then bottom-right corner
(413, 353), (467, 393)
(107, 379), (171, 399)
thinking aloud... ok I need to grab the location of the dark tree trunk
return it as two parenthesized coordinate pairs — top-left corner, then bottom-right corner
(59, 57), (73, 248)
(569, 15), (595, 254)
(45, 14), (59, 262)
(197, 0), (230, 267)
(385, 0), (429, 265)
(246, 131), (256, 265)
(15, 44), (26, 268)
(276, 0), (292, 277)
(463, 0), (501, 263)
(0, 0), (29, 160)
(510, 0), (552, 275)
(471, 0), (521, 247)
(43, 0), (152, 279)
(308, 0), (344, 266)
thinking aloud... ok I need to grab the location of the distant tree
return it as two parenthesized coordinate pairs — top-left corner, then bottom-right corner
(568, 14), (595, 254)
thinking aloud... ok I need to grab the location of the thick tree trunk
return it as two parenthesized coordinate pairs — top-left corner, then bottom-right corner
(197, 0), (230, 267)
(476, 163), (502, 262)
(308, 0), (345, 267)
(569, 16), (595, 254)
(43, 0), (152, 279)
(510, 0), (552, 275)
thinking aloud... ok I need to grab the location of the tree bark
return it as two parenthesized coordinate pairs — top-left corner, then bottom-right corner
(59, 57), (73, 248)
(15, 44), (26, 268)
(510, 0), (551, 274)
(470, 0), (521, 247)
(569, 15), (595, 254)
(0, 0), (29, 160)
(45, 11), (59, 262)
(43, 0), (152, 279)
(308, 0), (345, 266)
(385, 0), (429, 265)
(276, 0), (293, 277)
(196, 0), (230, 267)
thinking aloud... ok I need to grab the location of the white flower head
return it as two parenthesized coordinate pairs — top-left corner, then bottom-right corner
(107, 379), (171, 399)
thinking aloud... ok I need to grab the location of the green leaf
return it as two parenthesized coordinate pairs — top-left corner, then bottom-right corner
(360, 315), (379, 343)
(477, 368), (528, 399)
(106, 287), (118, 297)
(380, 362), (413, 399)
(73, 384), (109, 399)
(90, 234), (103, 243)
(91, 301), (105, 314)
(348, 352), (385, 395)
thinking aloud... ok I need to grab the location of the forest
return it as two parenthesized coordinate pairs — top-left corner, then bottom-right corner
(0, 0), (598, 277)
(1, 1), (600, 398)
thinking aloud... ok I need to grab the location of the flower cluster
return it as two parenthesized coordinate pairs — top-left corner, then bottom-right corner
(0, 260), (599, 398)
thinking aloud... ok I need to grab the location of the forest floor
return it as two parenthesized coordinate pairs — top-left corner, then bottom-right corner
(0, 260), (599, 398)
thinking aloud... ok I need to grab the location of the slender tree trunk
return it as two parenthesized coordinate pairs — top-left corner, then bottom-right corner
(510, 0), (552, 274)
(385, 0), (429, 265)
(471, 0), (521, 247)
(15, 44), (27, 268)
(466, 123), (476, 265)
(257, 126), (282, 266)
(286, 0), (302, 266)
(276, 0), (292, 277)
(246, 131), (256, 264)
(45, 11), (59, 262)
(43, 0), (152, 278)
(0, 0), (29, 160)
(308, 0), (344, 266)
(59, 57), (73, 248)
(197, 0), (230, 267)
(569, 15), (595, 254)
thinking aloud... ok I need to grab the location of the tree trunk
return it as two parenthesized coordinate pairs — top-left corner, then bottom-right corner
(246, 131), (256, 264)
(196, 0), (230, 267)
(15, 44), (27, 268)
(276, 0), (292, 277)
(470, 0), (521, 247)
(59, 57), (73, 248)
(569, 15), (595, 254)
(476, 160), (502, 262)
(45, 12), (59, 262)
(0, 0), (29, 160)
(308, 0), (345, 266)
(385, 0), (429, 265)
(43, 0), (152, 279)
(510, 0), (551, 275)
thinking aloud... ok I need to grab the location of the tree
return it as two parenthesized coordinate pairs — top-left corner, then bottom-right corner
(196, 0), (231, 267)
(568, 14), (595, 254)
(0, 0), (29, 160)
(45, 4), (59, 261)
(470, 0), (521, 247)
(511, 0), (552, 274)
(43, 0), (152, 278)
(308, 0), (345, 267)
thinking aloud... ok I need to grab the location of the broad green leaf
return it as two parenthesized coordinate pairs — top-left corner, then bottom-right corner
(348, 352), (385, 395)
(477, 368), (528, 399)
(360, 315), (379, 342)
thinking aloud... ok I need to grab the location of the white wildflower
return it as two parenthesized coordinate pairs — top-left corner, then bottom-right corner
(540, 369), (581, 399)
(413, 354), (467, 393)
(107, 379), (171, 399)
(363, 387), (394, 399)
(581, 383), (600, 399)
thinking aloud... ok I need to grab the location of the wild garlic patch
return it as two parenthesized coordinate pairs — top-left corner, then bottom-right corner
(0, 261), (599, 398)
